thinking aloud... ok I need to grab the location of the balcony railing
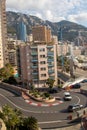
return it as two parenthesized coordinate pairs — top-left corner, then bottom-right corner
(48, 64), (54, 67)
(48, 70), (54, 74)
(31, 59), (38, 62)
(31, 66), (38, 69)
(31, 52), (38, 55)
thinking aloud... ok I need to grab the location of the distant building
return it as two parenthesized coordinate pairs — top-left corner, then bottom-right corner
(32, 26), (51, 43)
(7, 38), (25, 67)
(57, 42), (69, 56)
(27, 34), (33, 42)
(17, 21), (27, 42)
(0, 0), (9, 68)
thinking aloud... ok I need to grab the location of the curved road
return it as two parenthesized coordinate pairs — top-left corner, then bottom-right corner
(0, 88), (87, 129)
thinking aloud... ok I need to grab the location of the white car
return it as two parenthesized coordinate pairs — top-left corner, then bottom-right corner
(68, 104), (83, 112)
(64, 92), (72, 101)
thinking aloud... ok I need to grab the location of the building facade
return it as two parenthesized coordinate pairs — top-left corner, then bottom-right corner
(18, 43), (57, 88)
(17, 21), (27, 42)
(0, 0), (8, 68)
(32, 26), (51, 43)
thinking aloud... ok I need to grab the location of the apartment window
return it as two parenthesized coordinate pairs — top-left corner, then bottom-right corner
(41, 74), (46, 77)
(40, 61), (46, 64)
(40, 68), (46, 71)
(40, 55), (45, 58)
(39, 48), (45, 52)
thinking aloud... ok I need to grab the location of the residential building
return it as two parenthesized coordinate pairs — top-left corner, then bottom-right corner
(18, 43), (57, 88)
(27, 34), (33, 42)
(0, 0), (8, 68)
(32, 25), (51, 43)
(57, 43), (69, 56)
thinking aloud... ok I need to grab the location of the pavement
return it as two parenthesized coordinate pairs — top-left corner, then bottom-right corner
(42, 123), (83, 130)
(0, 119), (6, 130)
(0, 119), (84, 130)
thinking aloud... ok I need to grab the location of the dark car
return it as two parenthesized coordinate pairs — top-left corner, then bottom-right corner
(80, 79), (87, 83)
(49, 88), (58, 93)
(71, 83), (81, 89)
(67, 104), (83, 112)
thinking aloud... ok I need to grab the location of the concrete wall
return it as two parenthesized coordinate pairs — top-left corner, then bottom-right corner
(0, 82), (27, 96)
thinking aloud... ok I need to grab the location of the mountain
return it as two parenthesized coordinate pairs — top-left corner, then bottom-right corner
(6, 11), (87, 43)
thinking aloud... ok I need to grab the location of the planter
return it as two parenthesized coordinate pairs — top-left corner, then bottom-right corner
(43, 97), (55, 103)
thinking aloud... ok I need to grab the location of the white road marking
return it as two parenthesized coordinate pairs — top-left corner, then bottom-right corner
(0, 94), (42, 113)
(73, 95), (81, 104)
(75, 95), (80, 104)
(38, 120), (63, 124)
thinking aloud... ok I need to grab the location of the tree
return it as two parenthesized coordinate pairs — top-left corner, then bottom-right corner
(4, 76), (17, 85)
(46, 78), (55, 89)
(23, 116), (39, 130)
(0, 64), (14, 81)
(0, 105), (23, 130)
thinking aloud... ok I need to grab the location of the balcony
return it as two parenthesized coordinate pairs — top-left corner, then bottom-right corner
(31, 59), (38, 62)
(31, 46), (37, 49)
(31, 52), (38, 55)
(32, 72), (38, 75)
(48, 70), (54, 74)
(47, 52), (54, 56)
(48, 64), (54, 67)
(31, 66), (38, 69)
(47, 59), (54, 62)
(47, 46), (53, 48)
(33, 79), (38, 81)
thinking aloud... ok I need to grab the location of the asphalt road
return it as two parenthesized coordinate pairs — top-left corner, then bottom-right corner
(0, 87), (86, 129)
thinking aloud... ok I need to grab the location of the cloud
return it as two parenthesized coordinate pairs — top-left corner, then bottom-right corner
(35, 13), (42, 19)
(67, 13), (87, 26)
(6, 0), (87, 27)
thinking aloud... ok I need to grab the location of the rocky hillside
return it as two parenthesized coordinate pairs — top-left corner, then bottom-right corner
(6, 11), (87, 43)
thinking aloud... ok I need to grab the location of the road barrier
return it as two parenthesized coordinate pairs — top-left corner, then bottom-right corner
(0, 82), (28, 96)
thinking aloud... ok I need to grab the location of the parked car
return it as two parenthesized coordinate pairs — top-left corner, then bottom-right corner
(49, 88), (58, 93)
(71, 83), (81, 89)
(64, 92), (72, 101)
(67, 104), (83, 112)
(80, 79), (87, 83)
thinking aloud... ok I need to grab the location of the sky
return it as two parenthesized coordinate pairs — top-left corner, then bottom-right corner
(6, 0), (87, 27)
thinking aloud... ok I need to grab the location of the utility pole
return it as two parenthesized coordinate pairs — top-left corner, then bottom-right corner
(69, 43), (74, 78)
(60, 27), (64, 71)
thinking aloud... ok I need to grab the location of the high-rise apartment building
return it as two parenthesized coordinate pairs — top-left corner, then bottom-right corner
(18, 43), (57, 88)
(32, 26), (51, 43)
(0, 0), (8, 68)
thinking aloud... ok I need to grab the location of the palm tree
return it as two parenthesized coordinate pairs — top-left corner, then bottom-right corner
(23, 116), (39, 130)
(46, 78), (55, 89)
(0, 105), (23, 130)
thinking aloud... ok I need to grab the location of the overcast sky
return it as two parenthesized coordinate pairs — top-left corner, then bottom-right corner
(6, 0), (87, 27)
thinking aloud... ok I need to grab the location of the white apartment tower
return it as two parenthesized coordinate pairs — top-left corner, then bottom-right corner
(0, 0), (8, 68)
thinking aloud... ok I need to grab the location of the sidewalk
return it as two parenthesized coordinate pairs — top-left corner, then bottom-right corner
(43, 123), (83, 130)
(0, 119), (6, 130)
(58, 124), (83, 130)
